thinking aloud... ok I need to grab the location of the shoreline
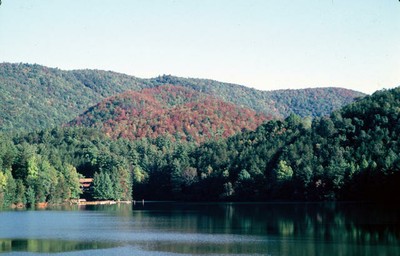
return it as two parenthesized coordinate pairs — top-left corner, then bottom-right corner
(77, 200), (132, 205)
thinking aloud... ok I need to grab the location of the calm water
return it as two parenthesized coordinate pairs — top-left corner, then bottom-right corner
(0, 202), (399, 255)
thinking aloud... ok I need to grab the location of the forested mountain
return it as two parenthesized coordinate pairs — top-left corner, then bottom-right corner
(68, 85), (269, 142)
(0, 63), (146, 131)
(150, 75), (365, 118)
(186, 87), (400, 201)
(0, 63), (365, 131)
(0, 87), (398, 207)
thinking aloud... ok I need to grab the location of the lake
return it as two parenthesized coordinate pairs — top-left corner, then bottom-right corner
(0, 202), (399, 255)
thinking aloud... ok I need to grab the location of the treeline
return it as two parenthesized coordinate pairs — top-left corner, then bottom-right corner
(0, 63), (364, 132)
(0, 88), (399, 207)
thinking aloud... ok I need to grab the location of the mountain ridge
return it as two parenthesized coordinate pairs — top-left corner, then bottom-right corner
(0, 62), (365, 131)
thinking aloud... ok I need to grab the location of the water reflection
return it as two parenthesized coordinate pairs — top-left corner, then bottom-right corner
(129, 202), (400, 239)
(128, 202), (400, 255)
(0, 238), (120, 253)
(0, 202), (399, 255)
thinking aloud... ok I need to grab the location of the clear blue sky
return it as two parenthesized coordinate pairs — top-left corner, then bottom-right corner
(0, 0), (399, 94)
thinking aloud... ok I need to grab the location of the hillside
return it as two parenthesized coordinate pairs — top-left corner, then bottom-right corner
(1, 87), (398, 207)
(128, 86), (400, 201)
(0, 63), (365, 131)
(0, 63), (146, 131)
(182, 87), (400, 201)
(150, 75), (365, 118)
(68, 85), (270, 142)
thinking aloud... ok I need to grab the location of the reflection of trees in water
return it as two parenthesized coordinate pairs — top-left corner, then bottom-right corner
(223, 203), (400, 245)
(127, 202), (400, 246)
(0, 239), (119, 253)
(125, 202), (400, 255)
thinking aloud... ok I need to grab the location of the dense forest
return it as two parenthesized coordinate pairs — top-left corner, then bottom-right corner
(68, 85), (269, 142)
(0, 63), (364, 131)
(0, 87), (399, 207)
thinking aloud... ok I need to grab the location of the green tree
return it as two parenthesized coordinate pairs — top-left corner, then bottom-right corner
(0, 169), (16, 208)
(276, 160), (293, 183)
(93, 171), (114, 200)
(14, 179), (26, 205)
(62, 164), (82, 199)
(133, 166), (146, 183)
(37, 158), (58, 203)
(26, 186), (36, 207)
(0, 170), (7, 207)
